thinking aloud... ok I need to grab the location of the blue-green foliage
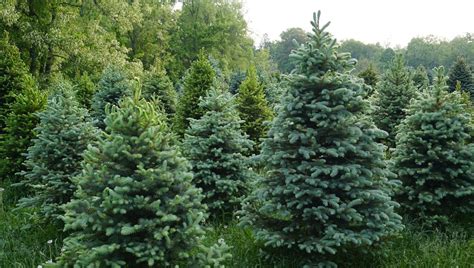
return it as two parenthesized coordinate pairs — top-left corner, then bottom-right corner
(392, 67), (474, 225)
(183, 88), (253, 217)
(91, 66), (132, 129)
(16, 82), (98, 223)
(56, 93), (227, 267)
(240, 12), (403, 266)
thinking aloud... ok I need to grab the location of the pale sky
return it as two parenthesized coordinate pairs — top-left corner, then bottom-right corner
(242, 0), (474, 47)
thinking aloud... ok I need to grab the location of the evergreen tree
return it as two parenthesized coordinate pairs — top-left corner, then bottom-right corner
(183, 88), (253, 218)
(358, 64), (379, 93)
(229, 70), (246, 94)
(412, 65), (430, 90)
(16, 83), (98, 223)
(142, 69), (177, 119)
(174, 53), (215, 137)
(392, 67), (474, 225)
(0, 36), (35, 132)
(75, 72), (96, 109)
(56, 93), (223, 267)
(236, 65), (273, 154)
(372, 54), (418, 148)
(239, 12), (403, 266)
(448, 57), (474, 98)
(91, 66), (132, 129)
(0, 86), (46, 183)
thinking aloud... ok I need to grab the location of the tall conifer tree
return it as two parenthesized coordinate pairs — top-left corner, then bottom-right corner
(174, 53), (215, 137)
(56, 93), (226, 266)
(142, 69), (177, 119)
(183, 88), (253, 217)
(240, 12), (403, 266)
(0, 86), (46, 185)
(91, 66), (132, 129)
(236, 65), (273, 154)
(392, 67), (474, 225)
(372, 54), (418, 147)
(448, 57), (474, 98)
(16, 83), (98, 223)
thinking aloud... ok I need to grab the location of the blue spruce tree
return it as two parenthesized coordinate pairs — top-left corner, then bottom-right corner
(239, 12), (403, 266)
(17, 82), (99, 224)
(183, 88), (253, 218)
(392, 67), (474, 225)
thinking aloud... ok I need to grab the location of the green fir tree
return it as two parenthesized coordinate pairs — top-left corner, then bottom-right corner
(236, 65), (273, 154)
(412, 65), (430, 90)
(0, 86), (46, 183)
(358, 64), (379, 95)
(56, 92), (226, 267)
(372, 54), (418, 148)
(75, 72), (96, 109)
(142, 69), (177, 119)
(448, 57), (474, 98)
(16, 82), (98, 223)
(174, 53), (215, 137)
(183, 88), (253, 218)
(91, 66), (132, 129)
(239, 12), (403, 266)
(0, 35), (36, 132)
(392, 67), (474, 225)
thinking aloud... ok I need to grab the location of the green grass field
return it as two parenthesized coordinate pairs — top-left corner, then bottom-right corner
(2, 202), (473, 267)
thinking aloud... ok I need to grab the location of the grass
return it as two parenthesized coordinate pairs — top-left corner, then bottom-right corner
(1, 180), (473, 267)
(203, 221), (474, 267)
(0, 181), (62, 268)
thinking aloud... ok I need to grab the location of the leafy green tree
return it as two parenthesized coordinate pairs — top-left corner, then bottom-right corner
(16, 83), (98, 223)
(392, 67), (474, 225)
(0, 86), (46, 183)
(236, 65), (273, 154)
(0, 35), (35, 131)
(142, 69), (177, 119)
(358, 64), (378, 95)
(448, 57), (474, 98)
(174, 54), (215, 137)
(412, 65), (430, 90)
(170, 0), (253, 79)
(56, 92), (228, 267)
(239, 12), (403, 266)
(183, 88), (253, 218)
(1, 1), (144, 81)
(91, 66), (132, 129)
(372, 54), (418, 147)
(269, 27), (309, 73)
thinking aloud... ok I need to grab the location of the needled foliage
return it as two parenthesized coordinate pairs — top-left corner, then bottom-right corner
(412, 65), (430, 90)
(239, 12), (403, 266)
(358, 64), (378, 94)
(75, 72), (96, 109)
(142, 69), (177, 120)
(236, 65), (273, 154)
(0, 36), (36, 132)
(183, 88), (253, 218)
(16, 83), (98, 224)
(55, 92), (228, 267)
(448, 57), (474, 99)
(392, 67), (474, 225)
(0, 86), (46, 184)
(91, 66), (132, 129)
(372, 54), (418, 148)
(174, 54), (215, 137)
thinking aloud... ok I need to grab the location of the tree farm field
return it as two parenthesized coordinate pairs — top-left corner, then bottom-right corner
(0, 0), (473, 267)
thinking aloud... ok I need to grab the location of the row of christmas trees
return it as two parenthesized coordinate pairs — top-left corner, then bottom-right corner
(0, 11), (473, 266)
